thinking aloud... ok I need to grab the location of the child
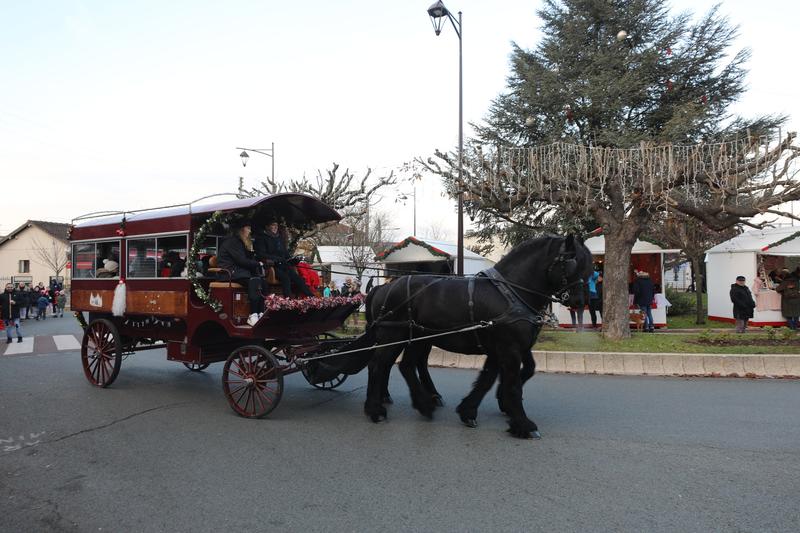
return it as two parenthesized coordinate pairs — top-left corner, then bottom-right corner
(56, 292), (67, 317)
(37, 292), (50, 320)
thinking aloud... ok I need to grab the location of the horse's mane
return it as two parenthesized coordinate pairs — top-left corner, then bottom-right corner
(495, 235), (562, 270)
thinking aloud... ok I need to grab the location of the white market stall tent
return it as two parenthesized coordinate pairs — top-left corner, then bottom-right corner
(706, 226), (800, 326)
(377, 237), (495, 277)
(314, 245), (381, 289)
(553, 235), (679, 328)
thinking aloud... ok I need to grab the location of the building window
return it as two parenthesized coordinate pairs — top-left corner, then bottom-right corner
(18, 260), (30, 273)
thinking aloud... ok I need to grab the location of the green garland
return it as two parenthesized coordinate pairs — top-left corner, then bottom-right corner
(763, 230), (800, 252)
(188, 210), (231, 313)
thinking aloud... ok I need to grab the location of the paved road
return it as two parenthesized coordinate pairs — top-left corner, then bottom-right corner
(1, 319), (799, 532)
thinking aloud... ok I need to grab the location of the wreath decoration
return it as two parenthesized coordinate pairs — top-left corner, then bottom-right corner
(115, 216), (126, 237)
(187, 210), (231, 312)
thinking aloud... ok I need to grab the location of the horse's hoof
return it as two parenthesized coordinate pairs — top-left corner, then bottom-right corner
(382, 394), (394, 405)
(531, 430), (542, 439)
(432, 394), (444, 407)
(461, 417), (477, 428)
(506, 428), (534, 439)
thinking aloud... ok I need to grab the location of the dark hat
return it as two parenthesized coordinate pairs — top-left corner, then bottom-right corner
(230, 218), (252, 230)
(736, 275), (746, 281)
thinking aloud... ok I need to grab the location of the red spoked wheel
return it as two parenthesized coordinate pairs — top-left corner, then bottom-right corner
(80, 318), (123, 388)
(222, 345), (283, 418)
(183, 362), (210, 372)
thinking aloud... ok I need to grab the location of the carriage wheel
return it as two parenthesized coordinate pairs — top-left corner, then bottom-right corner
(80, 319), (123, 388)
(183, 362), (210, 372)
(301, 365), (348, 390)
(222, 345), (283, 418)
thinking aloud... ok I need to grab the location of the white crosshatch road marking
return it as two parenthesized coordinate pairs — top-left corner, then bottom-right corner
(0, 335), (84, 356)
(53, 335), (81, 351)
(3, 337), (34, 355)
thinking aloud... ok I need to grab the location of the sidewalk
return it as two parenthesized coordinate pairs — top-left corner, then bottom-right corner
(428, 347), (800, 378)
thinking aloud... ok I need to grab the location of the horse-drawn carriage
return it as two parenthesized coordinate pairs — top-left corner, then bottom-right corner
(70, 193), (364, 418)
(72, 192), (593, 438)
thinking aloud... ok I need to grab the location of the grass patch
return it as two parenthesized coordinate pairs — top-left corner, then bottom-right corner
(666, 315), (734, 329)
(536, 329), (800, 354)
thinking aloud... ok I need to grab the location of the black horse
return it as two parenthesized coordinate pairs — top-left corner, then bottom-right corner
(354, 234), (592, 439)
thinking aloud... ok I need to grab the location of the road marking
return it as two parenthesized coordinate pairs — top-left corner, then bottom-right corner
(4, 337), (34, 355)
(53, 334), (81, 351)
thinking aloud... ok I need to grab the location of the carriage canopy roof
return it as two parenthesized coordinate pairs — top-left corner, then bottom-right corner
(72, 193), (341, 230)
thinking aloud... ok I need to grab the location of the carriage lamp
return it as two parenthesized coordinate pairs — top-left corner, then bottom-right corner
(240, 151), (250, 167)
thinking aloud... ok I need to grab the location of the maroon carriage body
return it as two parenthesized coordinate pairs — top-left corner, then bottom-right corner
(70, 193), (351, 373)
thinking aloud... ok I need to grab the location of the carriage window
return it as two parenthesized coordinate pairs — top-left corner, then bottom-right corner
(127, 238), (157, 278)
(73, 243), (96, 279)
(72, 241), (121, 279)
(157, 235), (188, 277)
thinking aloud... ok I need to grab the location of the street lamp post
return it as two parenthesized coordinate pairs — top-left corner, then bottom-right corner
(237, 142), (275, 182)
(397, 184), (417, 236)
(427, 1), (464, 276)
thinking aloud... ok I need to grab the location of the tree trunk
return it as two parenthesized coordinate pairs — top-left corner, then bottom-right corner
(692, 256), (705, 325)
(602, 230), (638, 340)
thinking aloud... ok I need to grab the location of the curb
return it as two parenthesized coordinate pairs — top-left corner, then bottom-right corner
(427, 348), (800, 378)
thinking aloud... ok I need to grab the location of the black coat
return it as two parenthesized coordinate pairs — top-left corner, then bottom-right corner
(632, 276), (655, 307)
(0, 290), (20, 320)
(217, 235), (261, 280)
(729, 283), (755, 319)
(15, 289), (30, 307)
(253, 230), (289, 264)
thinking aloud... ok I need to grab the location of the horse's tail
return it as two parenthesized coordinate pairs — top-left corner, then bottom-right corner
(310, 326), (377, 380)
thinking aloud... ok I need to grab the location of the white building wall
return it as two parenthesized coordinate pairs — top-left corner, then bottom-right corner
(0, 226), (70, 288)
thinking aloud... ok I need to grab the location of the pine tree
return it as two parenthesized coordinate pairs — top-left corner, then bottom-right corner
(423, 0), (799, 339)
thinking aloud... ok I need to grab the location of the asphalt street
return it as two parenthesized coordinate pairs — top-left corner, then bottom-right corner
(1, 318), (799, 532)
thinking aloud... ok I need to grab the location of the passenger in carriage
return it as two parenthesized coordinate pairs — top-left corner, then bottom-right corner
(217, 220), (268, 326)
(253, 221), (314, 298)
(96, 259), (119, 278)
(159, 251), (185, 277)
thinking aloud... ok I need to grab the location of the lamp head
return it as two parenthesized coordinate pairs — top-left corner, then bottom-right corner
(427, 0), (449, 36)
(240, 150), (249, 167)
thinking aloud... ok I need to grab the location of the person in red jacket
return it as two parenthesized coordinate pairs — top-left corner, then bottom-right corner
(296, 261), (321, 297)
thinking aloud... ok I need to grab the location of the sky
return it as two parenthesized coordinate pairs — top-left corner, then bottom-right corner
(1, 0), (798, 239)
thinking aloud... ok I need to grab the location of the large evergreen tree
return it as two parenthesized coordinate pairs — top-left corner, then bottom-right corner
(424, 0), (800, 339)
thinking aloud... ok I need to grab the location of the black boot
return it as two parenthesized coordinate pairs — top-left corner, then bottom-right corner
(6, 338), (11, 344)
(17, 337), (22, 343)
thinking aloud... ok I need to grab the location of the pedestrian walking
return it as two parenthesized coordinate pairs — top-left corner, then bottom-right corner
(36, 291), (50, 320)
(588, 270), (602, 327)
(1, 283), (23, 343)
(775, 270), (800, 330)
(568, 281), (588, 332)
(632, 271), (656, 332)
(15, 283), (29, 320)
(56, 291), (67, 317)
(729, 275), (756, 333)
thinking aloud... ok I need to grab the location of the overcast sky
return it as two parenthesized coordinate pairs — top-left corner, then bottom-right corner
(1, 0), (797, 239)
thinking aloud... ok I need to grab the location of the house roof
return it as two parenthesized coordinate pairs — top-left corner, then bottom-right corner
(376, 236), (489, 262)
(706, 226), (800, 255)
(0, 220), (71, 247)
